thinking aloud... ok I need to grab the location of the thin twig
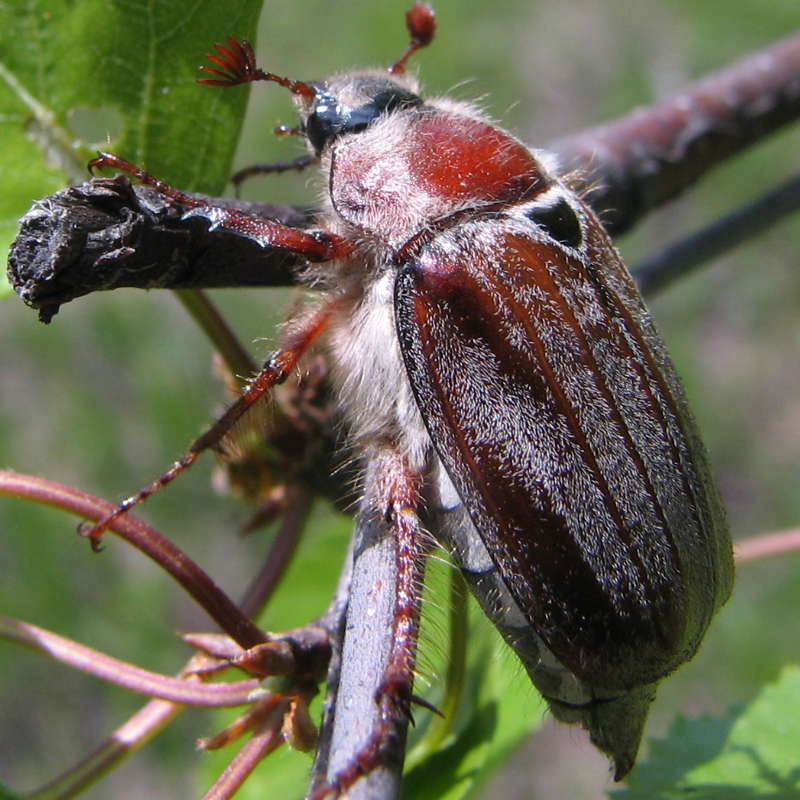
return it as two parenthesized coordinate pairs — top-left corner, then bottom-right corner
(238, 486), (312, 618)
(173, 289), (257, 381)
(735, 528), (800, 564)
(0, 470), (266, 650)
(634, 174), (800, 295)
(0, 615), (258, 706)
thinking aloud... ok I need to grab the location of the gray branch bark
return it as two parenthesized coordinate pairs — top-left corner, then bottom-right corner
(321, 513), (405, 800)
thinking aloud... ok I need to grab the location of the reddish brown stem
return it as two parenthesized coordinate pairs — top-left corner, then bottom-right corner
(12, 485), (321, 799)
(238, 486), (312, 618)
(735, 528), (800, 564)
(201, 698), (288, 800)
(1, 616), (258, 706)
(0, 470), (267, 650)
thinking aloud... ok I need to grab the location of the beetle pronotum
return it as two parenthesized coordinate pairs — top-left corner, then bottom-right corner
(73, 3), (734, 795)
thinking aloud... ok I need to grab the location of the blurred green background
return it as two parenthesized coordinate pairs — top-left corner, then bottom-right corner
(1, 1), (798, 798)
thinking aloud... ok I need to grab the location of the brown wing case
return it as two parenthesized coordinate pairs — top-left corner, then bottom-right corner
(395, 211), (732, 690)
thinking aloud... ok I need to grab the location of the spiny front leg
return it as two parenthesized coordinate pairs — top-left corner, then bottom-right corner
(182, 204), (350, 261)
(312, 450), (430, 799)
(79, 302), (341, 548)
(88, 152), (352, 262)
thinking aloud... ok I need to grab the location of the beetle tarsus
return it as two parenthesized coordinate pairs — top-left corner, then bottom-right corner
(199, 36), (315, 98)
(88, 152), (203, 208)
(198, 37), (259, 86)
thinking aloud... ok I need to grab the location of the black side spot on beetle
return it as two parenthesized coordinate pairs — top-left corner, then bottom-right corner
(525, 197), (582, 248)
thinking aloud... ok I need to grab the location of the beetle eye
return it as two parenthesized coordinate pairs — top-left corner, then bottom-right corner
(525, 197), (583, 248)
(305, 106), (343, 154)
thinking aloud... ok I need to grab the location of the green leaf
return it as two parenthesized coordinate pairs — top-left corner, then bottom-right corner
(0, 0), (261, 296)
(614, 666), (800, 799)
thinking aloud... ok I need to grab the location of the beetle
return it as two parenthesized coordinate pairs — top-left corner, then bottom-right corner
(85, 2), (734, 792)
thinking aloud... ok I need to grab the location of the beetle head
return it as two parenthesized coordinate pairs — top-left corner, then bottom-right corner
(281, 1), (435, 154)
(296, 72), (424, 155)
(297, 2), (434, 153)
(205, 4), (435, 156)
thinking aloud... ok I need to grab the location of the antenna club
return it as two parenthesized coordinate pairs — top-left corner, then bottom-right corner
(197, 37), (316, 100)
(406, 3), (436, 46)
(389, 3), (437, 75)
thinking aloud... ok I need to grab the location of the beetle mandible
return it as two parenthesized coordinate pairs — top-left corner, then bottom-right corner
(86, 2), (734, 792)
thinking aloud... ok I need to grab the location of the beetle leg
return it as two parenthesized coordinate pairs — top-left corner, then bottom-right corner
(88, 152), (351, 262)
(315, 451), (429, 799)
(183, 204), (352, 262)
(88, 152), (204, 207)
(79, 301), (342, 547)
(231, 154), (317, 194)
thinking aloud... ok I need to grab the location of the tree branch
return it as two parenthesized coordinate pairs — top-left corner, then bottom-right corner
(320, 511), (406, 800)
(8, 32), (800, 319)
(8, 177), (308, 322)
(556, 31), (800, 235)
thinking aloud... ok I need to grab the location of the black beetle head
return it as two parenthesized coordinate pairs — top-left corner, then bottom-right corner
(297, 73), (424, 155)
